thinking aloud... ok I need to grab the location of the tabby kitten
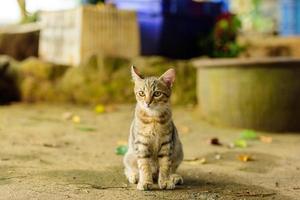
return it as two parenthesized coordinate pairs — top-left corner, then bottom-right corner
(123, 66), (183, 190)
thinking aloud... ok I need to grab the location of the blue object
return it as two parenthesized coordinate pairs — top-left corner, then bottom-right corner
(111, 0), (164, 15)
(165, 0), (226, 17)
(113, 0), (227, 58)
(113, 0), (227, 16)
(280, 0), (300, 35)
(138, 14), (163, 55)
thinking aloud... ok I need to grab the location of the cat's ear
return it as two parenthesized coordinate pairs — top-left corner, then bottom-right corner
(159, 68), (175, 88)
(131, 65), (143, 82)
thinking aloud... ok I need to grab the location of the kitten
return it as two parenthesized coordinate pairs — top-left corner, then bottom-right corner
(123, 66), (183, 190)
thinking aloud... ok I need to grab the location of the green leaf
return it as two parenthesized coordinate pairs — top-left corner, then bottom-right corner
(77, 126), (97, 132)
(240, 130), (257, 140)
(115, 145), (128, 155)
(218, 19), (229, 30)
(234, 139), (248, 148)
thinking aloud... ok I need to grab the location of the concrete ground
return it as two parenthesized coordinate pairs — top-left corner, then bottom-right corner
(0, 103), (299, 200)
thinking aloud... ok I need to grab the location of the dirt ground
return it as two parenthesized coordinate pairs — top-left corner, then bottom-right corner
(0, 103), (299, 200)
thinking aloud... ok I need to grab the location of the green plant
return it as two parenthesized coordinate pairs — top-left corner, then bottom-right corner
(199, 12), (244, 58)
(17, 0), (38, 24)
(250, 0), (274, 34)
(80, 0), (105, 4)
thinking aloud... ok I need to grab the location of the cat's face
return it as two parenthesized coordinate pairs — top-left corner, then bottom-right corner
(131, 66), (175, 111)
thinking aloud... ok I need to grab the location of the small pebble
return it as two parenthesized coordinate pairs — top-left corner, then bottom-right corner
(215, 154), (221, 160)
(207, 137), (222, 146)
(260, 136), (273, 143)
(62, 112), (73, 120)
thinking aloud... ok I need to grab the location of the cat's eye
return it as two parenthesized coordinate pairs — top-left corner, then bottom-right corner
(153, 91), (162, 97)
(138, 91), (145, 97)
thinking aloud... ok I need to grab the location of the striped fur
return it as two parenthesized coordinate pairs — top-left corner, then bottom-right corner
(123, 66), (183, 190)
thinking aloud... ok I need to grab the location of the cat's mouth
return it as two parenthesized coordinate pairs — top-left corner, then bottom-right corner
(145, 103), (154, 109)
(142, 102), (163, 111)
(138, 102), (154, 110)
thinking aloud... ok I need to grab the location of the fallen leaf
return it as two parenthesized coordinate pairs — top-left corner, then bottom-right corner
(115, 145), (128, 155)
(77, 126), (97, 132)
(198, 158), (206, 164)
(238, 154), (253, 162)
(207, 137), (222, 146)
(82, 189), (89, 193)
(240, 130), (257, 140)
(184, 157), (206, 165)
(72, 115), (81, 124)
(234, 139), (248, 148)
(260, 136), (272, 143)
(43, 143), (60, 148)
(178, 125), (190, 134)
(189, 159), (206, 165)
(95, 104), (105, 114)
(184, 157), (199, 162)
(105, 105), (118, 113)
(62, 112), (73, 120)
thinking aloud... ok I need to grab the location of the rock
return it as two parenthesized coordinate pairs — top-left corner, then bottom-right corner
(0, 56), (20, 104)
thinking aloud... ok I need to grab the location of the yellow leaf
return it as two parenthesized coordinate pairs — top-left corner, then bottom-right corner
(72, 115), (81, 123)
(238, 155), (253, 162)
(178, 125), (190, 134)
(95, 104), (105, 114)
(184, 157), (206, 165)
(199, 158), (206, 164)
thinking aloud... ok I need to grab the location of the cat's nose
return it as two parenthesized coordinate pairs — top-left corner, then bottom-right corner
(145, 97), (152, 107)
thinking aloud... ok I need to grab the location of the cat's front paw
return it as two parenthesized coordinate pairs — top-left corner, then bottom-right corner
(158, 178), (175, 190)
(127, 174), (138, 184)
(137, 181), (153, 191)
(170, 174), (183, 185)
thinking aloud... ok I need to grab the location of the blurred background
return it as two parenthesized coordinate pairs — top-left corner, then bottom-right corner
(1, 0), (300, 129)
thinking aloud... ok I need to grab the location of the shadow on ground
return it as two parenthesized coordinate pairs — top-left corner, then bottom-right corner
(41, 166), (289, 200)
